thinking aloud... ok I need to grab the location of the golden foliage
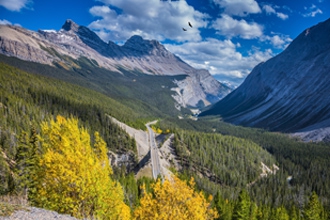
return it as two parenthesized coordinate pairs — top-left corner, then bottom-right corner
(134, 176), (218, 220)
(32, 115), (130, 219)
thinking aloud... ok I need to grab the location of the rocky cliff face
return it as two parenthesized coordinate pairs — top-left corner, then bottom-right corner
(0, 19), (231, 109)
(0, 26), (54, 65)
(201, 18), (330, 141)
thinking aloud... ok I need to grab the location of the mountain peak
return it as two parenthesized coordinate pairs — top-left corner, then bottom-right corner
(123, 35), (165, 55)
(125, 35), (162, 47)
(127, 35), (144, 42)
(0, 20), (231, 109)
(61, 19), (79, 32)
(282, 17), (330, 60)
(200, 17), (330, 139)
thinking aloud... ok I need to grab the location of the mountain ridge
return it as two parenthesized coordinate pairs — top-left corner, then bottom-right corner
(200, 17), (330, 141)
(0, 19), (231, 109)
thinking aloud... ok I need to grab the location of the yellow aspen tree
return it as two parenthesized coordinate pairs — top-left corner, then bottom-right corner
(31, 115), (130, 219)
(134, 175), (218, 220)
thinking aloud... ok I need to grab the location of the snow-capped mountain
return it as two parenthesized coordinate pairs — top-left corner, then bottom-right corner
(0, 19), (231, 109)
(200, 18), (330, 141)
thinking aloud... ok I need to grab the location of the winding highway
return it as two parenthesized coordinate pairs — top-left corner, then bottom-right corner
(146, 122), (162, 179)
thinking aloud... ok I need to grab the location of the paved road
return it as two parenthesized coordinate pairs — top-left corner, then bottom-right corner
(146, 122), (161, 179)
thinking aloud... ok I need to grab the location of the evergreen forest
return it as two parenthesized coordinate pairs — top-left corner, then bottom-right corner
(0, 57), (330, 219)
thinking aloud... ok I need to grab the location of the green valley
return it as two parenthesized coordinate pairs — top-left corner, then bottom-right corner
(0, 58), (330, 219)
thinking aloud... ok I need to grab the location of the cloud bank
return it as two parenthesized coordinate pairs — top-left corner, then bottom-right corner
(211, 15), (263, 39)
(212, 0), (261, 16)
(87, 0), (297, 86)
(263, 4), (289, 20)
(89, 0), (207, 43)
(0, 0), (32, 11)
(303, 4), (323, 17)
(165, 38), (273, 84)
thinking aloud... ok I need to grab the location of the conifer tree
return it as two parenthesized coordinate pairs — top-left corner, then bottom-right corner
(304, 191), (322, 220)
(15, 126), (40, 196)
(257, 205), (271, 220)
(249, 203), (258, 220)
(290, 204), (300, 220)
(271, 206), (289, 220)
(232, 189), (251, 220)
(214, 191), (232, 220)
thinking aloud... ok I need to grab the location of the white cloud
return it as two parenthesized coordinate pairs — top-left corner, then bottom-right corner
(276, 12), (288, 20)
(86, 0), (286, 87)
(269, 35), (284, 47)
(263, 5), (276, 14)
(165, 38), (273, 85)
(211, 15), (263, 39)
(262, 4), (288, 20)
(213, 0), (261, 16)
(88, 0), (208, 43)
(0, 19), (12, 25)
(303, 4), (323, 17)
(0, 0), (32, 11)
(89, 5), (113, 17)
(261, 34), (292, 49)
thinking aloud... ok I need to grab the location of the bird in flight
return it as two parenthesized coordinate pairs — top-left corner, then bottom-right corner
(182, 28), (187, 31)
(188, 22), (193, 28)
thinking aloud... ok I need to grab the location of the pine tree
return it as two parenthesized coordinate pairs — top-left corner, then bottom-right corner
(304, 191), (322, 220)
(119, 172), (139, 209)
(290, 205), (300, 220)
(233, 189), (251, 220)
(214, 191), (232, 220)
(271, 206), (289, 220)
(15, 126), (40, 196)
(249, 203), (258, 220)
(257, 205), (271, 220)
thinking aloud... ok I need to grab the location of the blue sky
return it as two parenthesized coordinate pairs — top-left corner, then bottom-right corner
(0, 0), (329, 86)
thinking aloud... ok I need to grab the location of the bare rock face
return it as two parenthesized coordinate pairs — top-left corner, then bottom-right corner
(0, 26), (53, 64)
(0, 19), (231, 109)
(201, 18), (330, 141)
(171, 69), (229, 108)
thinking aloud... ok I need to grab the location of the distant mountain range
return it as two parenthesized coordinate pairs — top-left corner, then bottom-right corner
(201, 18), (330, 141)
(0, 19), (231, 110)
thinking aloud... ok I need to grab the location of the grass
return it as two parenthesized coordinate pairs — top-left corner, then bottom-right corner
(136, 166), (153, 180)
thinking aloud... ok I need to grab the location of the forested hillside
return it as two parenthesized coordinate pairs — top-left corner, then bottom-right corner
(0, 54), (190, 119)
(0, 60), (329, 219)
(173, 129), (276, 187)
(0, 62), (139, 194)
(160, 117), (330, 208)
